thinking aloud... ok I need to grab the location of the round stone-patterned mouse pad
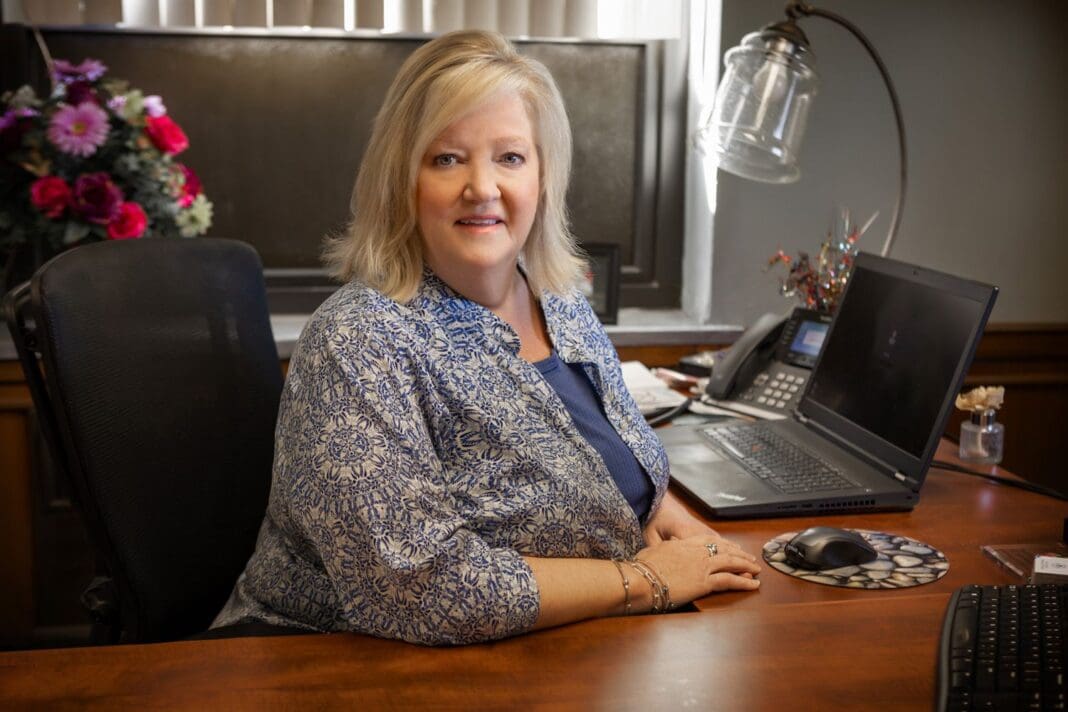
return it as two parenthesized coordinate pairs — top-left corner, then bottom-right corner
(762, 529), (949, 589)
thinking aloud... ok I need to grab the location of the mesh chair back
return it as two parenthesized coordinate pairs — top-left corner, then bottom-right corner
(19, 238), (282, 642)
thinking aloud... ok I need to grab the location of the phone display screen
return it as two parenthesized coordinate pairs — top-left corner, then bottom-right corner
(788, 321), (829, 359)
(780, 315), (831, 369)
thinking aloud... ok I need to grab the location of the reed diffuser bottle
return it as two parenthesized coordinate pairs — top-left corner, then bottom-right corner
(955, 386), (1006, 466)
(959, 408), (1004, 465)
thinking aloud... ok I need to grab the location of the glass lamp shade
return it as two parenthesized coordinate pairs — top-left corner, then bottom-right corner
(699, 29), (820, 184)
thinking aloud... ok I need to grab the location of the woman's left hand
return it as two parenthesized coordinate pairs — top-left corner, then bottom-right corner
(643, 490), (718, 544)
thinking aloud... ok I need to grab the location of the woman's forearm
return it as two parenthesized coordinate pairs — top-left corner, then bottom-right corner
(523, 556), (651, 631)
(523, 531), (762, 632)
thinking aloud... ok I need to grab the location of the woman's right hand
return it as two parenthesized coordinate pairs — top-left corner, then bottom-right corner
(630, 534), (762, 611)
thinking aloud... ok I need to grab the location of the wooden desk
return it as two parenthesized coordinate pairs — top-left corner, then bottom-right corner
(3, 325), (1065, 646)
(1, 442), (1064, 710)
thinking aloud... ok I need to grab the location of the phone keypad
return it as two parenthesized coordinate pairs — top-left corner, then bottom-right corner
(738, 369), (808, 411)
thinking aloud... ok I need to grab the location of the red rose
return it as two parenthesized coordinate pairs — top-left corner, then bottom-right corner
(0, 113), (35, 156)
(107, 201), (147, 240)
(177, 163), (202, 207)
(145, 114), (189, 155)
(72, 172), (123, 224)
(65, 80), (98, 106)
(30, 176), (72, 218)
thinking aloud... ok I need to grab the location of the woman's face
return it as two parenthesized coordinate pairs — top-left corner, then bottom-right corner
(416, 90), (540, 295)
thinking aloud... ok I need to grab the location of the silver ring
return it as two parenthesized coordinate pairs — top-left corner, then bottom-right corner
(706, 543), (718, 558)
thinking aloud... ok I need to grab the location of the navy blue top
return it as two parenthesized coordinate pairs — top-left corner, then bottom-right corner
(533, 351), (653, 520)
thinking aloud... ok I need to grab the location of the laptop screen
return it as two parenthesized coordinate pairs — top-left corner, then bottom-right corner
(804, 261), (991, 458)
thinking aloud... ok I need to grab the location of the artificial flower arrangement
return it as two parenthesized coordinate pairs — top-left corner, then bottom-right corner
(766, 207), (877, 313)
(955, 386), (1005, 415)
(0, 58), (212, 285)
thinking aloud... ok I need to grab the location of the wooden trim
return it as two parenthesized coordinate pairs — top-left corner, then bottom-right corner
(963, 325), (1068, 386)
(615, 343), (723, 367)
(0, 360), (32, 386)
(982, 322), (1068, 333)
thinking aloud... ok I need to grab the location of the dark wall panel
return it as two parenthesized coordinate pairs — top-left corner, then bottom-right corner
(5, 28), (681, 307)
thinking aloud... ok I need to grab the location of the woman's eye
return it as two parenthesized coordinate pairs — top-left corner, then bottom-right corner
(433, 154), (457, 167)
(500, 152), (525, 166)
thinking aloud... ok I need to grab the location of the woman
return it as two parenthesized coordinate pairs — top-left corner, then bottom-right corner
(213, 30), (760, 645)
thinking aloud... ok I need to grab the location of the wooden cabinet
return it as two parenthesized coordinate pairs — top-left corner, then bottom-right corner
(1, 361), (100, 648)
(0, 361), (36, 647)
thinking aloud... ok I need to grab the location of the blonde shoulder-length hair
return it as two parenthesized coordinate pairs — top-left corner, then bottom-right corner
(323, 30), (586, 302)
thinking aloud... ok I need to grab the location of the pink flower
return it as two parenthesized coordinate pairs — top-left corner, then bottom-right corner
(47, 102), (110, 157)
(0, 107), (38, 155)
(143, 95), (166, 117)
(144, 114), (188, 155)
(0, 106), (37, 131)
(107, 202), (148, 240)
(30, 176), (72, 219)
(72, 172), (124, 225)
(52, 58), (107, 85)
(177, 164), (203, 207)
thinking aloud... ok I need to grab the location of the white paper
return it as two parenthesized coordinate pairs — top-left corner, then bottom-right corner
(620, 361), (688, 415)
(698, 394), (786, 421)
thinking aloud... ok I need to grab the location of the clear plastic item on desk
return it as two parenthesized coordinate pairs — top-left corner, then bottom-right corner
(959, 408), (1004, 465)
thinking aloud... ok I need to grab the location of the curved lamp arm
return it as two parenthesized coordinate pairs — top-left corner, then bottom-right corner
(789, 1), (908, 257)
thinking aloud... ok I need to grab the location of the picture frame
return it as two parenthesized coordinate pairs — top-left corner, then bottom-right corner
(580, 243), (621, 325)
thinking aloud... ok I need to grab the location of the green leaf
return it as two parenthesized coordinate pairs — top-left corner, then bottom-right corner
(62, 221), (91, 245)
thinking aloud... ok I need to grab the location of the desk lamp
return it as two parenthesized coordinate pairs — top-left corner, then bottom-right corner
(698, 1), (907, 257)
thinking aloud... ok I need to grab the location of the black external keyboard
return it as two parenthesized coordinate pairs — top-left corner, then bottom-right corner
(938, 583), (1067, 711)
(701, 423), (852, 494)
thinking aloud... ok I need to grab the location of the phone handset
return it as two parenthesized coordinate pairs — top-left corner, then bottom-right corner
(706, 312), (788, 400)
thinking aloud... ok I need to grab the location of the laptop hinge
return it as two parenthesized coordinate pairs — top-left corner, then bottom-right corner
(892, 471), (919, 487)
(795, 411), (920, 490)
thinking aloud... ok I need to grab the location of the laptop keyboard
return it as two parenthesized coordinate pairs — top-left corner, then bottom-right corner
(702, 423), (853, 494)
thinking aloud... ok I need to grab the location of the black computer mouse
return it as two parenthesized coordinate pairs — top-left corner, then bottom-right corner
(784, 526), (878, 570)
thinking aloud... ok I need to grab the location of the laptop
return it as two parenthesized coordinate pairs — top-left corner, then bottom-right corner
(660, 253), (998, 518)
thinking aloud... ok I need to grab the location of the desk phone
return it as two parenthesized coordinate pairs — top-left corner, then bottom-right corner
(701, 308), (832, 415)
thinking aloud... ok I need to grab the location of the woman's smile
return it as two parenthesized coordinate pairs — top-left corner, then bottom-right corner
(455, 214), (505, 231)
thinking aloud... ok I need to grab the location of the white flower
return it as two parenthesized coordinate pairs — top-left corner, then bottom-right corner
(955, 386), (1005, 412)
(143, 95), (166, 117)
(119, 90), (145, 122)
(176, 194), (213, 237)
(9, 85), (40, 109)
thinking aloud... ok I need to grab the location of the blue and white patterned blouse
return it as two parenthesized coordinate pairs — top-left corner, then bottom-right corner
(211, 271), (670, 645)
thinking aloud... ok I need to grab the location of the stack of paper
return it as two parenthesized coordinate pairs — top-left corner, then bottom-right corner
(619, 361), (688, 415)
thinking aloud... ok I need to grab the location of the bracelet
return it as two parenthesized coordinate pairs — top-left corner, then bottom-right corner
(627, 560), (664, 612)
(637, 558), (673, 611)
(611, 559), (631, 615)
(629, 558), (674, 613)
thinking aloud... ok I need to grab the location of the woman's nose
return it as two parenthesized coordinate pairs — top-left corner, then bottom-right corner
(462, 163), (501, 204)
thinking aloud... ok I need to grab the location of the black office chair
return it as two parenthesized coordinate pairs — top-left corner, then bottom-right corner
(2, 238), (290, 644)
